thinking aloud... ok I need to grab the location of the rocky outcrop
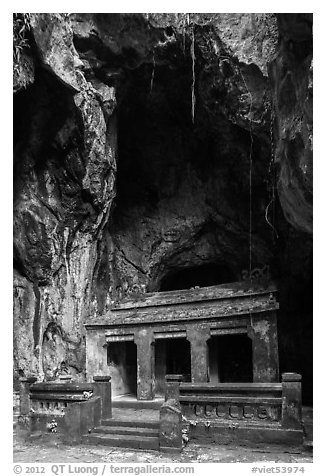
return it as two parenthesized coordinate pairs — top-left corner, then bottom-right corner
(14, 13), (117, 379)
(271, 14), (313, 234)
(13, 13), (312, 397)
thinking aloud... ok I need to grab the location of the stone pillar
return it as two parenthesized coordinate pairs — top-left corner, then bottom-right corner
(249, 312), (279, 382)
(134, 329), (155, 400)
(281, 373), (302, 430)
(186, 326), (210, 383)
(86, 329), (108, 382)
(93, 376), (112, 419)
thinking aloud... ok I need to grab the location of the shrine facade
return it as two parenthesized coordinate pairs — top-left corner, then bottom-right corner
(85, 281), (279, 400)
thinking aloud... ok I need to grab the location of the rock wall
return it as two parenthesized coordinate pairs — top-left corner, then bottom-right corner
(270, 14), (312, 234)
(13, 13), (312, 400)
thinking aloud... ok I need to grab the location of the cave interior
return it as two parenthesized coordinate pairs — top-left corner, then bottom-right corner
(107, 41), (312, 402)
(13, 14), (312, 404)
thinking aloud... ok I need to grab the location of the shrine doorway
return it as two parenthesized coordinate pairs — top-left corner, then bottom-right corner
(208, 334), (253, 383)
(154, 338), (191, 396)
(107, 341), (137, 397)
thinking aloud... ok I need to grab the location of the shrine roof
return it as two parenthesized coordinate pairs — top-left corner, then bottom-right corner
(110, 281), (278, 311)
(85, 281), (279, 329)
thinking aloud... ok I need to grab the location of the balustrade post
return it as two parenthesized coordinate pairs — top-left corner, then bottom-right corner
(281, 372), (302, 430)
(165, 374), (182, 403)
(160, 375), (182, 453)
(19, 377), (37, 416)
(18, 376), (37, 434)
(93, 376), (112, 419)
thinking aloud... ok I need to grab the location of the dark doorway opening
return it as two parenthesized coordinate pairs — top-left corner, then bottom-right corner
(160, 263), (236, 291)
(107, 341), (137, 396)
(154, 338), (191, 396)
(208, 334), (253, 382)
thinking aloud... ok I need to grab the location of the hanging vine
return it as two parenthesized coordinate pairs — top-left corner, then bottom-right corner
(265, 105), (279, 240)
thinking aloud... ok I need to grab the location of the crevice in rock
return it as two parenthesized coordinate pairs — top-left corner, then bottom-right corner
(32, 282), (41, 351)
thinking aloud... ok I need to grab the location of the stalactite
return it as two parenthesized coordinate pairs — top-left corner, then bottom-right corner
(63, 228), (71, 287)
(191, 25), (196, 124)
(32, 281), (41, 351)
(150, 49), (155, 94)
(238, 68), (254, 276)
(32, 282), (44, 380)
(181, 13), (196, 123)
(63, 227), (74, 331)
(182, 13), (186, 54)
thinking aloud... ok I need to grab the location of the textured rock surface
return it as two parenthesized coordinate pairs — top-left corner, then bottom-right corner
(271, 14), (313, 234)
(13, 13), (312, 400)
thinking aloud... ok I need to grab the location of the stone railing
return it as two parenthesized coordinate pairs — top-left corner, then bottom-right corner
(180, 382), (283, 424)
(159, 373), (303, 451)
(18, 376), (112, 443)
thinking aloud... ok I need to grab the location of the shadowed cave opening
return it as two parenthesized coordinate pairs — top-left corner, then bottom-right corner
(159, 263), (236, 291)
(111, 36), (266, 220)
(96, 28), (311, 404)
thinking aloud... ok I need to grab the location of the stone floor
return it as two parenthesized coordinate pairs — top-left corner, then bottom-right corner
(13, 435), (313, 463)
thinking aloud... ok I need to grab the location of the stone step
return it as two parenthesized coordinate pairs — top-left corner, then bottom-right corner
(92, 425), (159, 437)
(112, 397), (163, 410)
(101, 418), (159, 429)
(112, 407), (160, 422)
(92, 426), (159, 436)
(83, 432), (159, 450)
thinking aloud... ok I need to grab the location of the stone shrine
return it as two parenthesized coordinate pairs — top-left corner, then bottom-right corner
(86, 281), (279, 400)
